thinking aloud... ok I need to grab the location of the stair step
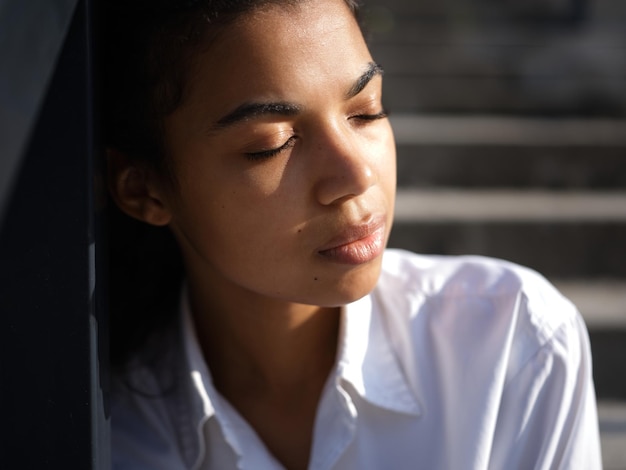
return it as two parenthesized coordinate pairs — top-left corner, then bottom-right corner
(389, 220), (626, 278)
(394, 189), (626, 222)
(590, 330), (626, 400)
(392, 116), (626, 189)
(391, 115), (626, 146)
(364, 0), (626, 116)
(383, 75), (626, 115)
(374, 44), (626, 81)
(397, 145), (626, 189)
(598, 401), (626, 469)
(553, 280), (626, 328)
(365, 0), (626, 23)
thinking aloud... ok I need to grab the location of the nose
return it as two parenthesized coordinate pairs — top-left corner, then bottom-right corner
(313, 123), (377, 206)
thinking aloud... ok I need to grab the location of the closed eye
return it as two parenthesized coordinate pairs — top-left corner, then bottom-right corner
(244, 135), (298, 161)
(350, 109), (389, 123)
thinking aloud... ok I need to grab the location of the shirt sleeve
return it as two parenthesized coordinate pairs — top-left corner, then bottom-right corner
(489, 312), (602, 470)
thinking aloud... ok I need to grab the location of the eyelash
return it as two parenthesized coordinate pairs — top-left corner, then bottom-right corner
(243, 110), (388, 161)
(245, 135), (297, 161)
(350, 109), (389, 122)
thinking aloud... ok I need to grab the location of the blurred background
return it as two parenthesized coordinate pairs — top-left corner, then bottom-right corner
(363, 0), (626, 467)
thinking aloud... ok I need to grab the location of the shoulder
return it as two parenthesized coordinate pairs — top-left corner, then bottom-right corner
(378, 248), (578, 322)
(376, 249), (585, 384)
(380, 248), (567, 299)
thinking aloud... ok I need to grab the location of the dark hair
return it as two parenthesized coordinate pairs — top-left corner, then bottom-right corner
(102, 0), (363, 369)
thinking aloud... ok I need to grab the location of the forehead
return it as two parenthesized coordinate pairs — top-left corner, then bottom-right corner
(178, 0), (371, 118)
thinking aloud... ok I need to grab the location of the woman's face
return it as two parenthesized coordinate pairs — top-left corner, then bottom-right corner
(161, 0), (396, 308)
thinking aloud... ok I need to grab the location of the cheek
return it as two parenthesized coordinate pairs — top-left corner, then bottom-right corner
(241, 159), (294, 199)
(177, 184), (297, 266)
(171, 148), (302, 245)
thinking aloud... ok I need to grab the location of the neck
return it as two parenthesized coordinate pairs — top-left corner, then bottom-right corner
(184, 271), (343, 470)
(187, 277), (341, 395)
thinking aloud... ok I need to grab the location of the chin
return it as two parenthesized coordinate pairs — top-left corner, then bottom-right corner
(314, 262), (383, 307)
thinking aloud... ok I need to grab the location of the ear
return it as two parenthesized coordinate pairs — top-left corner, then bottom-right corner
(106, 148), (172, 226)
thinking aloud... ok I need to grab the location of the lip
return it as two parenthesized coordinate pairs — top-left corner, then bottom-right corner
(317, 215), (387, 265)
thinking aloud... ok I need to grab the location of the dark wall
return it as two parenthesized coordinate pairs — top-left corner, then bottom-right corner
(0, 1), (109, 468)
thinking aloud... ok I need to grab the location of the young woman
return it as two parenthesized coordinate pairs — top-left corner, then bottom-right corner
(104, 1), (602, 469)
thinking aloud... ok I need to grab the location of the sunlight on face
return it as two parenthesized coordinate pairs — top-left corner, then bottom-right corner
(161, 0), (397, 309)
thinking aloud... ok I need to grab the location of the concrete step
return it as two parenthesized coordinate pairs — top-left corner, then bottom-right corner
(396, 145), (626, 190)
(555, 280), (626, 329)
(367, 22), (626, 48)
(389, 220), (626, 278)
(392, 115), (626, 189)
(365, 0), (626, 21)
(391, 115), (626, 147)
(373, 43), (626, 79)
(598, 401), (626, 470)
(555, 281), (626, 401)
(364, 0), (626, 115)
(394, 189), (626, 222)
(391, 115), (626, 190)
(381, 74), (626, 115)
(390, 188), (626, 277)
(554, 281), (625, 400)
(590, 330), (626, 401)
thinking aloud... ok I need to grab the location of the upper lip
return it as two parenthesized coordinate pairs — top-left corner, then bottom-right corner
(317, 214), (386, 252)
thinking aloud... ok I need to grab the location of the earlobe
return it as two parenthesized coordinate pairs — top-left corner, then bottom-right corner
(106, 148), (172, 226)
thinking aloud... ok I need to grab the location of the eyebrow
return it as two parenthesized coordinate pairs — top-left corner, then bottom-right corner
(346, 62), (384, 99)
(210, 62), (384, 131)
(213, 102), (301, 130)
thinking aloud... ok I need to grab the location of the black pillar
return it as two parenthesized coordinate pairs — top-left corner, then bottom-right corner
(0, 1), (109, 468)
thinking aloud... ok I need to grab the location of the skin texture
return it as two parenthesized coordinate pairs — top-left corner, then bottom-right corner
(110, 0), (396, 468)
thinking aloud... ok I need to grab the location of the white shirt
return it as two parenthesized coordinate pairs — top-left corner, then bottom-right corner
(111, 249), (602, 469)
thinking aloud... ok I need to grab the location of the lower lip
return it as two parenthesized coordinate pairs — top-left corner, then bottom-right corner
(318, 225), (386, 265)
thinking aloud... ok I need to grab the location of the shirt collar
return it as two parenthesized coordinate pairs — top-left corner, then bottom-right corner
(180, 292), (221, 469)
(183, 291), (423, 420)
(181, 293), (216, 419)
(336, 292), (422, 417)
(180, 285), (423, 468)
